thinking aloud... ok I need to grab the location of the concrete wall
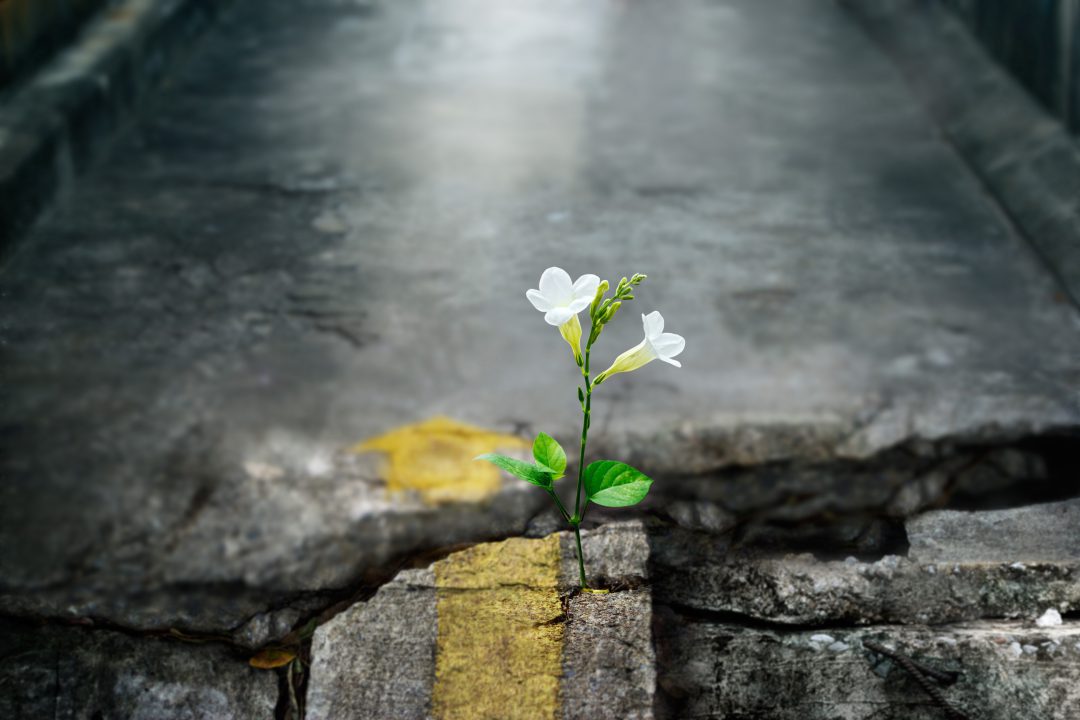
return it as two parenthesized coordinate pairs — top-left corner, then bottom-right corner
(944, 0), (1080, 134)
(0, 0), (113, 88)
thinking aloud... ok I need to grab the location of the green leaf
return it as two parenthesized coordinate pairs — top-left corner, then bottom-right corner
(584, 460), (653, 507)
(532, 432), (567, 477)
(475, 453), (553, 488)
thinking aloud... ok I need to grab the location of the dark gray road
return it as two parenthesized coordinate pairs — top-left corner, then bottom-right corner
(2, 0), (1078, 637)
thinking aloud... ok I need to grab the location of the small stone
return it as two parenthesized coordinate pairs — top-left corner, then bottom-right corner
(809, 634), (835, 645)
(1036, 609), (1063, 627)
(827, 641), (850, 652)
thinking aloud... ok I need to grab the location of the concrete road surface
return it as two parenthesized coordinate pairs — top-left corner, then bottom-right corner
(2, 0), (1078, 637)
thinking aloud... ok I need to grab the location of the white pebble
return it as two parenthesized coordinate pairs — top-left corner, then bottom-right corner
(1036, 609), (1063, 628)
(810, 634), (835, 645)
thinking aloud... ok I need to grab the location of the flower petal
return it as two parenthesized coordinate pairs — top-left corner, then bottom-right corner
(544, 307), (575, 326)
(566, 296), (592, 315)
(650, 332), (685, 360)
(538, 267), (574, 306)
(658, 356), (682, 367)
(525, 288), (552, 312)
(595, 339), (655, 383)
(558, 314), (583, 362)
(642, 311), (664, 339)
(572, 273), (600, 299)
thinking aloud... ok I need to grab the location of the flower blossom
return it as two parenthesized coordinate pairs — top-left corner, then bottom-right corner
(526, 267), (600, 362)
(594, 311), (685, 384)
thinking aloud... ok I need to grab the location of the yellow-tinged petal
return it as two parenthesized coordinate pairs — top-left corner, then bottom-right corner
(559, 314), (583, 364)
(593, 339), (657, 384)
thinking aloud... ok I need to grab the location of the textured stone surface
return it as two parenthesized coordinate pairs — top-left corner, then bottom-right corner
(566, 519), (651, 588)
(0, 619), (277, 719)
(563, 589), (655, 720)
(305, 520), (1080, 718)
(907, 497), (1080, 564)
(0, 472), (543, 637)
(306, 525), (654, 719)
(3, 0), (1080, 638)
(650, 525), (1080, 625)
(654, 618), (1080, 720)
(306, 569), (436, 720)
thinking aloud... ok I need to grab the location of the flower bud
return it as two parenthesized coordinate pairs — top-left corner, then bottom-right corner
(590, 280), (609, 318)
(602, 301), (622, 323)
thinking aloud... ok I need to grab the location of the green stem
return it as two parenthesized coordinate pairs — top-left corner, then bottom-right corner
(547, 488), (571, 523)
(572, 348), (593, 588)
(574, 351), (591, 520)
(573, 523), (587, 588)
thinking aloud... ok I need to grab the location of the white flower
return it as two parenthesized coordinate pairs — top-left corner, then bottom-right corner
(594, 311), (685, 384)
(525, 267), (601, 326)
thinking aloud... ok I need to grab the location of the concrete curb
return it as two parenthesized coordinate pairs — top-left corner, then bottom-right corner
(842, 0), (1080, 308)
(0, 0), (115, 89)
(0, 0), (233, 259)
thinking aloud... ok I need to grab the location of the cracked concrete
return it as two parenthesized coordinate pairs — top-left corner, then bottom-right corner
(2, 5), (1080, 720)
(2, 506), (1078, 717)
(2, 0), (1079, 645)
(299, 519), (1080, 719)
(654, 618), (1080, 720)
(0, 619), (277, 719)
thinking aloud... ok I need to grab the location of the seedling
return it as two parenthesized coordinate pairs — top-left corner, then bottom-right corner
(478, 267), (685, 589)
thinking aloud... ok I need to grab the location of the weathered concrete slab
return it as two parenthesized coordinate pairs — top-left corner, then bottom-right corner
(908, 497), (1080, 564)
(307, 568), (437, 720)
(650, 525), (1080, 625)
(305, 521), (1080, 719)
(306, 525), (654, 720)
(0, 456), (544, 637)
(2, 0), (1080, 638)
(0, 619), (277, 719)
(844, 0), (1080, 306)
(654, 618), (1080, 720)
(563, 590), (654, 720)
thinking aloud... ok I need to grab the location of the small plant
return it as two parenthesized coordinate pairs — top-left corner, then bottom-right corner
(478, 267), (685, 589)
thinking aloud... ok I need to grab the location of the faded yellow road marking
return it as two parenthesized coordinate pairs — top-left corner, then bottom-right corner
(433, 535), (564, 720)
(352, 416), (527, 505)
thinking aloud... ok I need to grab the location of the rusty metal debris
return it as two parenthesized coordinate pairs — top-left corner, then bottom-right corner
(863, 639), (972, 720)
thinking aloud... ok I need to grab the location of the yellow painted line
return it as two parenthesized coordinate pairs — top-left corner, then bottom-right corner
(351, 416), (528, 506)
(433, 535), (564, 720)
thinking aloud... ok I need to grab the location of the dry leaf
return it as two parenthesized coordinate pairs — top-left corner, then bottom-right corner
(249, 648), (296, 669)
